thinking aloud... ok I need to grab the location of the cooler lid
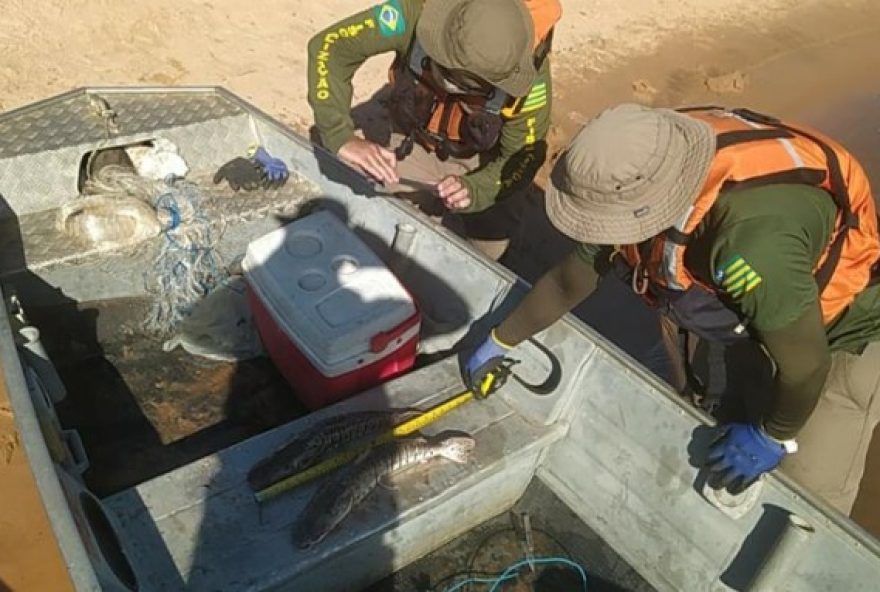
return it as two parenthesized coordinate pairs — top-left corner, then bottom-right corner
(242, 211), (417, 369)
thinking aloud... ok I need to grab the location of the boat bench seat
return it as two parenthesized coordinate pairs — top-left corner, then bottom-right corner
(104, 357), (566, 591)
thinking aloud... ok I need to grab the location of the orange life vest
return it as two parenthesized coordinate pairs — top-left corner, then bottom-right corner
(619, 107), (880, 326)
(390, 0), (562, 159)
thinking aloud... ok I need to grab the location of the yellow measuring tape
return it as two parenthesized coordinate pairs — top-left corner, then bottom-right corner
(254, 373), (499, 503)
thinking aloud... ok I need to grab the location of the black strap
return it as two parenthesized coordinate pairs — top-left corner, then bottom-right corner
(676, 105), (724, 113)
(731, 108), (858, 293)
(667, 106), (864, 295)
(665, 227), (691, 246)
(663, 123), (798, 245)
(731, 109), (855, 226)
(715, 128), (793, 150)
(534, 28), (554, 69)
(703, 340), (727, 413)
(677, 328), (728, 413)
(720, 168), (827, 194)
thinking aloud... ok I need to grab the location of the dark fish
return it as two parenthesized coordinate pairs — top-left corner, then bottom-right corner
(247, 409), (421, 491)
(296, 434), (476, 549)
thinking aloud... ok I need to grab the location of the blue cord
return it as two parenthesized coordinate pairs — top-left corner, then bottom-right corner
(441, 556), (588, 592)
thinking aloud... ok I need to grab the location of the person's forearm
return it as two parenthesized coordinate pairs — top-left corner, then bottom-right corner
(764, 360), (830, 440)
(758, 303), (832, 440)
(306, 8), (412, 153)
(496, 250), (599, 345)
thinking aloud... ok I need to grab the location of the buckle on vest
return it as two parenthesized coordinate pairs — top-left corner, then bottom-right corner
(632, 263), (649, 295)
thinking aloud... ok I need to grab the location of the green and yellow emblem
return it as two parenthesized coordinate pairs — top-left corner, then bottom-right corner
(375, 0), (405, 37)
(715, 256), (762, 299)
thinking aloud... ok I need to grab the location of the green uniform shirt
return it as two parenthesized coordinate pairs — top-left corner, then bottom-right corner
(577, 184), (880, 353)
(306, 0), (552, 213)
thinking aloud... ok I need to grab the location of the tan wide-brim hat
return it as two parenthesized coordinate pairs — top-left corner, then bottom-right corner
(546, 103), (716, 244)
(416, 0), (536, 98)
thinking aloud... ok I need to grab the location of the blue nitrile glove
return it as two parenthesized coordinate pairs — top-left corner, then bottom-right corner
(250, 146), (289, 188)
(464, 329), (512, 397)
(706, 423), (786, 493)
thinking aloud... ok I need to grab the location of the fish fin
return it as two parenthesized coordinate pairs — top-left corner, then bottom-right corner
(439, 436), (476, 464)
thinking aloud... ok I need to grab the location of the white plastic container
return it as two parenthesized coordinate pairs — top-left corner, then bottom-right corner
(242, 211), (420, 408)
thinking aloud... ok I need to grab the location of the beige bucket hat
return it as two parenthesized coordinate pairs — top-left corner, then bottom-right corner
(546, 103), (716, 244)
(416, 0), (536, 98)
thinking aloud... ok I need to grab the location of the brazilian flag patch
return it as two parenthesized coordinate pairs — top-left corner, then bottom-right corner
(715, 256), (763, 299)
(375, 0), (405, 37)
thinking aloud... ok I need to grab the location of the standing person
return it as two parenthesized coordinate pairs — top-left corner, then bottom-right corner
(307, 0), (561, 259)
(463, 103), (880, 515)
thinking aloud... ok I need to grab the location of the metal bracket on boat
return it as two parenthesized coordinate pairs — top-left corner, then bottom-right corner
(86, 93), (120, 137)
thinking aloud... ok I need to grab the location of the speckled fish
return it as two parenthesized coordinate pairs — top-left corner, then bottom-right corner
(295, 434), (476, 549)
(247, 409), (421, 491)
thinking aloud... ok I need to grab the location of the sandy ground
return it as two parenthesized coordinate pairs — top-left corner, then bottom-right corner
(1, 0), (880, 590)
(0, 0), (851, 132)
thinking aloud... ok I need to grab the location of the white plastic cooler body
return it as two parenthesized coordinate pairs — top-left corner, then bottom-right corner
(242, 210), (419, 378)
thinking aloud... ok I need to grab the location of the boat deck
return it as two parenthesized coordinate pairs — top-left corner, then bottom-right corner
(103, 357), (566, 591)
(367, 479), (655, 592)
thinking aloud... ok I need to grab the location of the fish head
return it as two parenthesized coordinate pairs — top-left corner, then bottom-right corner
(437, 436), (476, 464)
(247, 440), (322, 491)
(295, 494), (353, 549)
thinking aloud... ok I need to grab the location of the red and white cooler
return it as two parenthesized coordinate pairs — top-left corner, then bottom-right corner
(242, 211), (420, 409)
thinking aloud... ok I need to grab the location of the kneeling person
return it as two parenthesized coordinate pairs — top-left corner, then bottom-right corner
(306, 0), (561, 259)
(465, 103), (880, 514)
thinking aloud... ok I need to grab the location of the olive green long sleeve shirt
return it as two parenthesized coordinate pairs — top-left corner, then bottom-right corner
(306, 0), (552, 212)
(497, 184), (880, 440)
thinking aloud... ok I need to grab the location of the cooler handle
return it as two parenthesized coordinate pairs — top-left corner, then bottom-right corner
(370, 313), (420, 353)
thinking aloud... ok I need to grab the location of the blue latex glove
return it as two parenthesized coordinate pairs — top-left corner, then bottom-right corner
(464, 330), (511, 397)
(706, 423), (786, 492)
(251, 146), (289, 188)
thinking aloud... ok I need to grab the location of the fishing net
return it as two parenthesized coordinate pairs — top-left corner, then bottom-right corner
(59, 164), (230, 338)
(162, 276), (264, 361)
(143, 179), (229, 337)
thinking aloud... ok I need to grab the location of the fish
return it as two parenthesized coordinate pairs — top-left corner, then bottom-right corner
(295, 434), (476, 549)
(247, 409), (421, 491)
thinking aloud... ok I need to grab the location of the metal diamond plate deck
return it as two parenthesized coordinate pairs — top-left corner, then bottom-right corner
(0, 171), (320, 276)
(0, 91), (242, 159)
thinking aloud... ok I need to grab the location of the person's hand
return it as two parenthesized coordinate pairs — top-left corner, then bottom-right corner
(337, 138), (399, 186)
(213, 157), (264, 191)
(705, 423), (787, 493)
(463, 330), (512, 396)
(251, 146), (289, 188)
(437, 175), (471, 210)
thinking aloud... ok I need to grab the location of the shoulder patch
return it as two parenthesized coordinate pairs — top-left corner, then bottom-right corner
(520, 81), (547, 113)
(375, 0), (406, 37)
(715, 256), (762, 299)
